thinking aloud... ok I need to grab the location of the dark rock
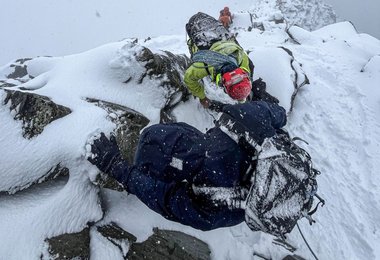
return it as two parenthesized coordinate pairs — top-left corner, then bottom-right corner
(0, 80), (17, 88)
(2, 164), (69, 194)
(278, 47), (310, 112)
(8, 64), (28, 79)
(283, 254), (306, 260)
(95, 173), (126, 192)
(86, 98), (150, 165)
(275, 0), (336, 31)
(0, 58), (34, 88)
(97, 222), (137, 242)
(85, 98), (149, 191)
(136, 47), (192, 123)
(96, 222), (137, 258)
(7, 58), (32, 78)
(3, 89), (72, 139)
(273, 18), (285, 24)
(127, 228), (211, 260)
(43, 227), (90, 260)
(253, 22), (265, 31)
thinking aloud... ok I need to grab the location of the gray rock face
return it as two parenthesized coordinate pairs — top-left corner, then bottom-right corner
(0, 58), (33, 88)
(0, 44), (190, 195)
(127, 228), (211, 260)
(283, 254), (306, 260)
(1, 57), (71, 141)
(87, 98), (150, 192)
(0, 43), (212, 258)
(43, 227), (90, 260)
(136, 47), (192, 123)
(95, 223), (137, 259)
(1, 163), (70, 195)
(22, 164), (68, 194)
(279, 47), (310, 112)
(43, 224), (210, 260)
(86, 98), (150, 165)
(276, 0), (336, 31)
(3, 89), (71, 139)
(248, 0), (336, 32)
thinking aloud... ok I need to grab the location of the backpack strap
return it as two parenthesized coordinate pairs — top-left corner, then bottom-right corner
(192, 185), (248, 210)
(204, 63), (211, 76)
(216, 112), (261, 153)
(216, 111), (262, 184)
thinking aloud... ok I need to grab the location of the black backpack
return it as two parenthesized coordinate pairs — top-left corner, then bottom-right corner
(217, 112), (324, 238)
(186, 12), (232, 50)
(244, 131), (323, 238)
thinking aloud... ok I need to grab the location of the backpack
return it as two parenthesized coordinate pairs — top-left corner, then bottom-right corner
(186, 12), (232, 50)
(217, 111), (323, 238)
(244, 131), (322, 238)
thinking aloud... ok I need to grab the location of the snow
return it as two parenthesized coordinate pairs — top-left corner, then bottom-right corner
(251, 47), (296, 112)
(1, 2), (380, 260)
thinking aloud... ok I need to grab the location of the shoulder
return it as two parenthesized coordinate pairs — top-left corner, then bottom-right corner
(210, 41), (245, 55)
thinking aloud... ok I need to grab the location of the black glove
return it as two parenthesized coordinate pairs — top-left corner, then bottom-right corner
(87, 133), (122, 174)
(250, 78), (279, 104)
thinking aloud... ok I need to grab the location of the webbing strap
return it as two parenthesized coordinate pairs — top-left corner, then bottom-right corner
(192, 50), (238, 73)
(217, 112), (261, 152)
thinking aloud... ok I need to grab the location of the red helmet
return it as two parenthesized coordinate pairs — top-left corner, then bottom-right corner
(222, 68), (252, 101)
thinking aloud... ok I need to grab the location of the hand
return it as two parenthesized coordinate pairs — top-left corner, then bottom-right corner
(87, 133), (122, 174)
(199, 97), (210, 108)
(251, 78), (279, 104)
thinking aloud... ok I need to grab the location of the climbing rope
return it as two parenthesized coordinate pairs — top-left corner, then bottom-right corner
(296, 223), (319, 260)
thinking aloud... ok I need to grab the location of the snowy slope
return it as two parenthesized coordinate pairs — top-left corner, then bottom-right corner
(1, 2), (380, 260)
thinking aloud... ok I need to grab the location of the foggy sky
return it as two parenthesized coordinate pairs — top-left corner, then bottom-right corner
(324, 0), (380, 38)
(0, 0), (379, 65)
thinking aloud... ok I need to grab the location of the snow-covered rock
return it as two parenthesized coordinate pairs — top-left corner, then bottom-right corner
(0, 42), (192, 195)
(232, 0), (336, 33)
(1, 5), (380, 260)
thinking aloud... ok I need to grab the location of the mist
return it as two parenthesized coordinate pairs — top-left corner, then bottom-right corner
(0, 0), (379, 65)
(324, 0), (380, 38)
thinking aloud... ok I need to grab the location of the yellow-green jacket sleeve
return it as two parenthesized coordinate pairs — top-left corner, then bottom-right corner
(240, 54), (251, 74)
(184, 62), (210, 99)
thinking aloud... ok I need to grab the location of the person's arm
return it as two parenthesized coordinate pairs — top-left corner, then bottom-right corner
(238, 52), (251, 75)
(184, 63), (210, 100)
(220, 101), (287, 144)
(87, 133), (132, 184)
(263, 101), (287, 129)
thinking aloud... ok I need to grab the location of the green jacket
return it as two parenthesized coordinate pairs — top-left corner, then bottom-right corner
(184, 40), (251, 99)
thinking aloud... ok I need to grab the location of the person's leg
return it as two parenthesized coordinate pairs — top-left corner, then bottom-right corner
(125, 165), (245, 231)
(133, 123), (204, 183)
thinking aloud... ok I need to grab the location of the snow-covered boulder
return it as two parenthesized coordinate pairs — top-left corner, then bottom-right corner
(1, 11), (380, 260)
(0, 41), (192, 194)
(42, 223), (211, 260)
(232, 0), (336, 32)
(276, 0), (336, 30)
(0, 42), (202, 258)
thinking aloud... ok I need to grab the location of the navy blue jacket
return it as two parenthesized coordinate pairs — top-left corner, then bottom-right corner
(111, 101), (286, 231)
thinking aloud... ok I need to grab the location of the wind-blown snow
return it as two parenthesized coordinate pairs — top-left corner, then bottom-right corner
(1, 4), (380, 260)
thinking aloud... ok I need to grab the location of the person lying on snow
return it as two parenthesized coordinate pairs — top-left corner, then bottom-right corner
(184, 12), (277, 109)
(87, 100), (322, 238)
